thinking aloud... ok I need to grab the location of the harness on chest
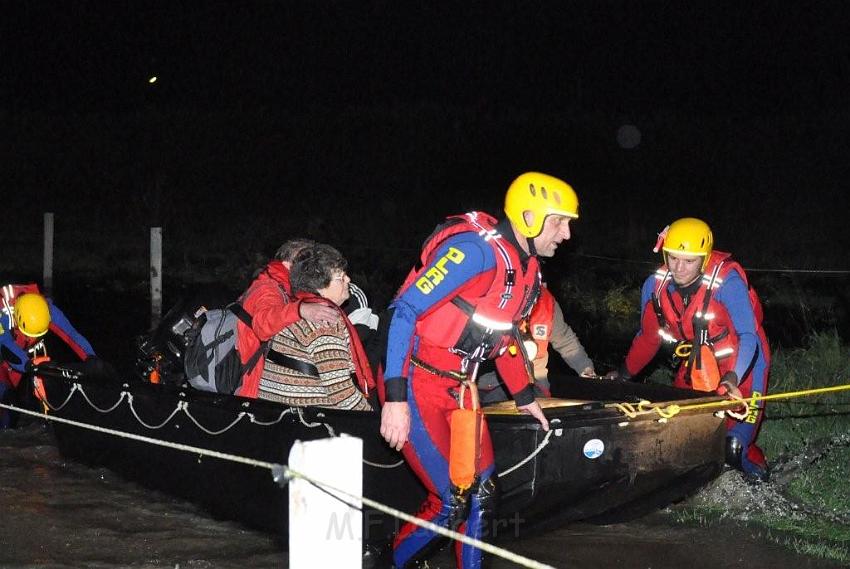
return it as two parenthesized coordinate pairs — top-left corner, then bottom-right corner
(651, 263), (725, 391)
(405, 212), (539, 382)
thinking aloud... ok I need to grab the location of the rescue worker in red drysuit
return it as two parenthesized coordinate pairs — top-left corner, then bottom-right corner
(608, 218), (770, 483)
(379, 172), (580, 569)
(1, 284), (95, 428)
(233, 239), (341, 398)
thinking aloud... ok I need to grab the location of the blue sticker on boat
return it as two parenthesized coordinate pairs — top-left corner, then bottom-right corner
(583, 439), (604, 459)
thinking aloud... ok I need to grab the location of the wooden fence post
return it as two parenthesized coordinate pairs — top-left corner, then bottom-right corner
(150, 227), (162, 329)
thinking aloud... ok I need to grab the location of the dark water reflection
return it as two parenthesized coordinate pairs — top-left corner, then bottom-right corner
(0, 421), (282, 569)
(2, 420), (846, 569)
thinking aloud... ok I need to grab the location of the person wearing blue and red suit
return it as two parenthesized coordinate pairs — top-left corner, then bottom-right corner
(0, 283), (95, 428)
(379, 172), (580, 569)
(608, 217), (770, 483)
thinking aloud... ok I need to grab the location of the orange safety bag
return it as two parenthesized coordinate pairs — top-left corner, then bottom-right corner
(690, 344), (721, 392)
(449, 381), (483, 491)
(31, 355), (51, 412)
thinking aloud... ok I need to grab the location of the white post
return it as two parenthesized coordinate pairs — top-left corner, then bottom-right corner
(289, 436), (363, 569)
(150, 227), (162, 329)
(43, 212), (54, 296)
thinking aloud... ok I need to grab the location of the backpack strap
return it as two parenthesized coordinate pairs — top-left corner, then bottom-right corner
(265, 348), (320, 378)
(231, 282), (292, 379)
(241, 340), (268, 376)
(228, 303), (254, 328)
(227, 302), (267, 376)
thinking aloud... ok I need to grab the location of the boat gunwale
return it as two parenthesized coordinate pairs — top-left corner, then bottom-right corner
(39, 370), (730, 438)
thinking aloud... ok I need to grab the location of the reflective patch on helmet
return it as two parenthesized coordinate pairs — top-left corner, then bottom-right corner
(532, 324), (548, 339)
(583, 439), (605, 460)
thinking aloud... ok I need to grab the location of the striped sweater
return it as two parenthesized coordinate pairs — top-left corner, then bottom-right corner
(258, 319), (372, 411)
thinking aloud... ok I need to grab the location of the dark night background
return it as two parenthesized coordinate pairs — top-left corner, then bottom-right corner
(2, 1), (850, 366)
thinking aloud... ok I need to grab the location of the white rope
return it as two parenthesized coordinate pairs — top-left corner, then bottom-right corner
(576, 252), (850, 274)
(40, 381), (80, 412)
(577, 253), (658, 266)
(183, 406), (249, 435)
(744, 267), (850, 274)
(362, 458), (405, 469)
(76, 387), (128, 413)
(296, 410), (403, 468)
(284, 465), (558, 569)
(296, 407), (336, 437)
(2, 400), (555, 569)
(0, 402), (278, 470)
(498, 419), (561, 479)
(63, 380), (561, 475)
(724, 391), (750, 421)
(43, 381), (400, 470)
(127, 395), (185, 429)
(247, 409), (294, 426)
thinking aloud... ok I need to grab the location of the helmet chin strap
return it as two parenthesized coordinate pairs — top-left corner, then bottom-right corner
(526, 236), (537, 256)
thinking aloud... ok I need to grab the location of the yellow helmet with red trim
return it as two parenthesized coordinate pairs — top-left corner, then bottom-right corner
(660, 217), (713, 270)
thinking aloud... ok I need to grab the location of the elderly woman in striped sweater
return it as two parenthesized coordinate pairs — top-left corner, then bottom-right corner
(257, 243), (376, 411)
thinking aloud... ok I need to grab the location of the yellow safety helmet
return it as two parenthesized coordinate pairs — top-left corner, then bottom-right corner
(504, 172), (579, 238)
(14, 293), (51, 338)
(660, 217), (714, 270)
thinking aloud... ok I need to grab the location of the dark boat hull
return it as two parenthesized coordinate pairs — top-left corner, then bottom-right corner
(41, 371), (725, 544)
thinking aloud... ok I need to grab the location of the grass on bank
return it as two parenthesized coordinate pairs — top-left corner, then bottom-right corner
(760, 331), (850, 457)
(670, 331), (850, 564)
